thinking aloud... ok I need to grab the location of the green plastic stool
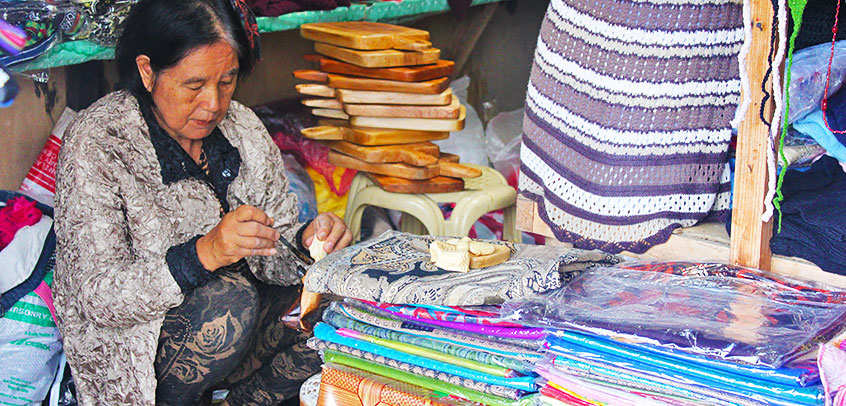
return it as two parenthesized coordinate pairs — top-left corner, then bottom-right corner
(344, 164), (518, 242)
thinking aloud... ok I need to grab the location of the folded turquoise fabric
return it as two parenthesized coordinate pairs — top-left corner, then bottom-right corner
(313, 322), (538, 391)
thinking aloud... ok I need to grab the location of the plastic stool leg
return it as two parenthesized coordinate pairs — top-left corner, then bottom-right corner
(503, 204), (518, 242)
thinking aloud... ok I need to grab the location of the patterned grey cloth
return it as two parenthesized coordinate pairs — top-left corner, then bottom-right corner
(304, 231), (622, 306)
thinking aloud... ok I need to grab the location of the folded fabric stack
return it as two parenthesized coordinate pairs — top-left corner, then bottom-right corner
(303, 230), (624, 406)
(308, 300), (542, 406)
(501, 261), (846, 406)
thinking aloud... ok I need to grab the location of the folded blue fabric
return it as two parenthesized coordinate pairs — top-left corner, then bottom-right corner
(793, 110), (846, 162)
(313, 322), (538, 392)
(546, 333), (823, 406)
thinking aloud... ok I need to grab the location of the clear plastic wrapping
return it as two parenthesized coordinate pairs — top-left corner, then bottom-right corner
(501, 262), (846, 368)
(0, 1), (86, 66)
(787, 40), (846, 124)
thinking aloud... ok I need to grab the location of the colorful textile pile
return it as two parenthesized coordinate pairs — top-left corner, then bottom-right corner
(501, 261), (846, 406)
(518, 0), (743, 253)
(307, 299), (542, 406)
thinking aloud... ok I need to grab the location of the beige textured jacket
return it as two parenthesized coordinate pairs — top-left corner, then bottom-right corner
(54, 91), (304, 406)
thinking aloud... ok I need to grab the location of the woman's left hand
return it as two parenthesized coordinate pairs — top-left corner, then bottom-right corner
(301, 212), (352, 255)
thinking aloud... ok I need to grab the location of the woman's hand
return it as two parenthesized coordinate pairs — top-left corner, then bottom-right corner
(301, 212), (352, 255)
(196, 205), (280, 271)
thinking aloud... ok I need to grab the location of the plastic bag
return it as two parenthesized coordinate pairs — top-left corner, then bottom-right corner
(433, 76), (488, 166)
(0, 291), (63, 405)
(253, 99), (355, 196)
(787, 40), (846, 124)
(485, 108), (524, 188)
(501, 261), (846, 368)
(279, 151), (317, 223)
(19, 108), (76, 207)
(0, 1), (86, 67)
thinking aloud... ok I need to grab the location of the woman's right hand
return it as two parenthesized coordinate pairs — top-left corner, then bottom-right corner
(196, 205), (280, 272)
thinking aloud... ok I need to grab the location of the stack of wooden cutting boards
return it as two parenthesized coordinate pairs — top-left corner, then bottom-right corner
(294, 21), (481, 194)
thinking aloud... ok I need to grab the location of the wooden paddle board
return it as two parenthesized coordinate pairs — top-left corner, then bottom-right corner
(301, 22), (432, 51)
(297, 84), (453, 105)
(366, 173), (464, 194)
(350, 105), (466, 131)
(302, 125), (449, 145)
(328, 151), (438, 180)
(321, 141), (439, 166)
(311, 108), (349, 120)
(294, 69), (449, 94)
(301, 98), (343, 109)
(315, 42), (440, 68)
(344, 94), (461, 119)
(304, 54), (454, 82)
(438, 160), (482, 178)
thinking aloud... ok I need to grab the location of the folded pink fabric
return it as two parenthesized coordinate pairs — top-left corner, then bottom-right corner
(0, 196), (42, 250)
(818, 343), (846, 406)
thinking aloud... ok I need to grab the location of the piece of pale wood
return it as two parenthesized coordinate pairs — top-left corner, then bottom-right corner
(300, 22), (432, 51)
(305, 54), (455, 82)
(469, 244), (511, 268)
(301, 98), (343, 109)
(302, 125), (449, 145)
(311, 108), (349, 120)
(295, 69), (450, 94)
(350, 105), (465, 131)
(338, 88), (452, 105)
(344, 94), (461, 119)
(730, 0), (776, 271)
(328, 151), (439, 179)
(515, 197), (846, 289)
(366, 173), (464, 194)
(315, 42), (441, 68)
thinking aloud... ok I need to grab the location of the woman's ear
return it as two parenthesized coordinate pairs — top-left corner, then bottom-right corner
(135, 55), (155, 92)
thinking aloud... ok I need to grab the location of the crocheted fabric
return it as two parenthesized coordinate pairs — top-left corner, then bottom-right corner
(518, 0), (744, 253)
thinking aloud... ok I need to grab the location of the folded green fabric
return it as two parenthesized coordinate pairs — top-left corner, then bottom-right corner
(323, 350), (538, 406)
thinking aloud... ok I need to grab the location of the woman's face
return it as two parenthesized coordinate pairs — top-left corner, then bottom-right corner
(143, 40), (239, 144)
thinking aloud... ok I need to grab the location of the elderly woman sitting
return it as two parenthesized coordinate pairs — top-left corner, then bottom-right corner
(53, 0), (351, 405)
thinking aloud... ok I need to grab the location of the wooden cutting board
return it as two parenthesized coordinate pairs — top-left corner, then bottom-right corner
(321, 141), (439, 166)
(344, 94), (461, 119)
(438, 160), (482, 178)
(301, 22), (432, 51)
(296, 84), (453, 105)
(328, 151), (438, 180)
(366, 173), (464, 194)
(469, 244), (511, 268)
(301, 98), (343, 109)
(315, 42), (441, 68)
(311, 108), (349, 120)
(350, 105), (465, 131)
(294, 69), (449, 94)
(301, 125), (449, 145)
(304, 54), (454, 82)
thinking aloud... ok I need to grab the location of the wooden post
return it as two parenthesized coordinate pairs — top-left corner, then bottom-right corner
(730, 0), (776, 271)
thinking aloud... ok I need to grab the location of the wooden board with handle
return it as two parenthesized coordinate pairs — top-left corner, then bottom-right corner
(344, 94), (460, 119)
(301, 125), (449, 145)
(321, 141), (439, 166)
(301, 22), (432, 51)
(311, 108), (349, 120)
(294, 69), (449, 94)
(301, 98), (343, 109)
(304, 54), (454, 82)
(438, 160), (482, 178)
(350, 105), (465, 131)
(297, 84), (453, 105)
(315, 42), (440, 68)
(328, 151), (439, 180)
(366, 173), (464, 194)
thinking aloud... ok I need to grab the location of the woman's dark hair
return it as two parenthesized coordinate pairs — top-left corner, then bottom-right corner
(115, 0), (257, 102)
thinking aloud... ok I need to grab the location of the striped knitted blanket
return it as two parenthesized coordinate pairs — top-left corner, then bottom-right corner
(519, 0), (744, 254)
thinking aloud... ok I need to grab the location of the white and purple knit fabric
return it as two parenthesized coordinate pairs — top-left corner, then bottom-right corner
(519, 0), (744, 254)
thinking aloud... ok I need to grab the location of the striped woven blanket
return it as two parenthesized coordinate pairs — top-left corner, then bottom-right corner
(519, 0), (744, 253)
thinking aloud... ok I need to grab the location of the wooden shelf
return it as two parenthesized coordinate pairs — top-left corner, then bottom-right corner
(517, 197), (846, 289)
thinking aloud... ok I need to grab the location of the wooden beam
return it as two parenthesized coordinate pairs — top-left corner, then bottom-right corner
(729, 0), (776, 271)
